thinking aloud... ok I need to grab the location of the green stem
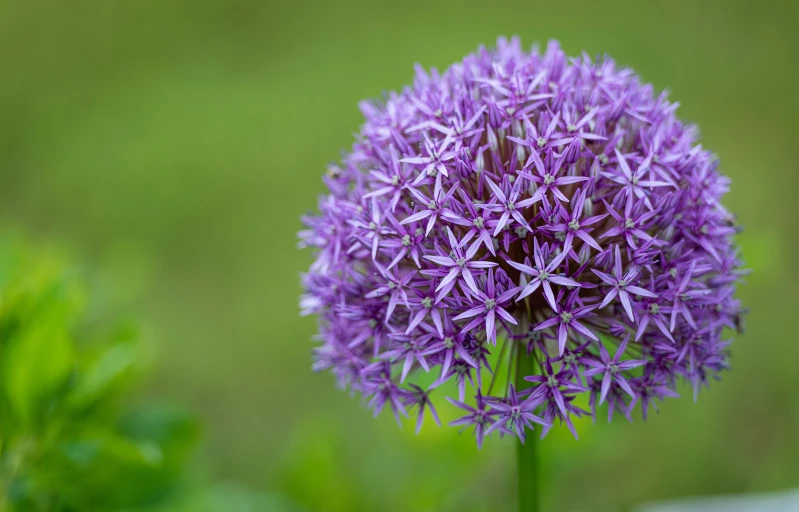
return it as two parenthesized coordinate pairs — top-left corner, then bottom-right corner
(516, 344), (539, 512)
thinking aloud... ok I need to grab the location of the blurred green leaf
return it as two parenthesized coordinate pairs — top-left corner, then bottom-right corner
(68, 341), (138, 411)
(119, 404), (200, 474)
(38, 430), (165, 510)
(169, 483), (308, 512)
(0, 237), (201, 512)
(2, 316), (74, 426)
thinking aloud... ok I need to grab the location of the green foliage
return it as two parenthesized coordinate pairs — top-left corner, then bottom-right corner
(0, 239), (198, 512)
(165, 484), (308, 512)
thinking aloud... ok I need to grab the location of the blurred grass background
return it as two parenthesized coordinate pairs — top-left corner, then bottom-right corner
(0, 0), (797, 510)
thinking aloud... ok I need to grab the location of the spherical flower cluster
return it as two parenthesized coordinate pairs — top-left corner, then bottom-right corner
(299, 38), (746, 445)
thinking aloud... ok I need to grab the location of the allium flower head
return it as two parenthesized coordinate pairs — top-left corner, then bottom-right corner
(299, 38), (746, 444)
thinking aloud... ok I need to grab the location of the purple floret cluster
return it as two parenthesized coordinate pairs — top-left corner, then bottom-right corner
(299, 38), (746, 445)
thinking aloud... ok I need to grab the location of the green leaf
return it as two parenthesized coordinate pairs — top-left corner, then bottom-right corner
(170, 484), (309, 512)
(118, 404), (200, 472)
(36, 430), (167, 510)
(2, 314), (74, 426)
(68, 341), (139, 411)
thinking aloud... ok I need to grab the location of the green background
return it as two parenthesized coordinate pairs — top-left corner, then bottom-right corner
(1, 0), (797, 510)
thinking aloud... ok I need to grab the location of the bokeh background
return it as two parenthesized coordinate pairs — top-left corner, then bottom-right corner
(1, 0), (797, 510)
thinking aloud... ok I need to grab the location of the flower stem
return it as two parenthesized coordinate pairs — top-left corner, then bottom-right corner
(516, 344), (539, 512)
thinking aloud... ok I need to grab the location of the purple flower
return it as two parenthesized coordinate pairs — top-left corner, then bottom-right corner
(600, 195), (660, 249)
(446, 196), (499, 256)
(525, 362), (588, 438)
(516, 145), (589, 204)
(419, 314), (477, 378)
(534, 292), (599, 355)
(544, 188), (608, 254)
(364, 146), (414, 212)
(592, 245), (658, 321)
(478, 177), (535, 235)
(604, 149), (672, 209)
(453, 268), (519, 344)
(300, 37), (746, 444)
(402, 133), (457, 186)
(485, 385), (549, 444)
(422, 227), (497, 299)
(401, 180), (460, 237)
(380, 333), (430, 383)
(582, 334), (645, 404)
(506, 238), (579, 309)
(448, 391), (506, 448)
(405, 280), (447, 334)
(405, 384), (442, 434)
(382, 217), (426, 269)
(666, 260), (709, 331)
(363, 263), (416, 321)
